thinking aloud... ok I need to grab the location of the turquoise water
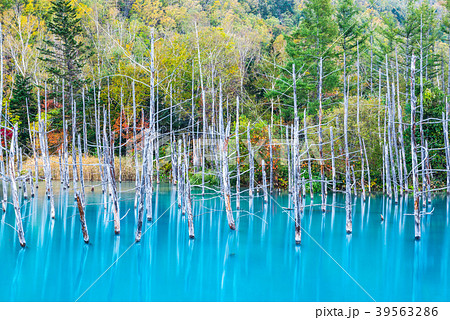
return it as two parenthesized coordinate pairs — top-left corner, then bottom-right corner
(0, 182), (449, 302)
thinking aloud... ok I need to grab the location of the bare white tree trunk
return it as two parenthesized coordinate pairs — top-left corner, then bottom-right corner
(103, 110), (120, 234)
(236, 96), (240, 210)
(183, 135), (194, 238)
(304, 110), (313, 198)
(247, 123), (254, 198)
(410, 55), (421, 240)
(9, 125), (26, 247)
(356, 45), (366, 202)
(221, 115), (235, 229)
(195, 23), (206, 196)
(444, 99), (450, 194)
(262, 160), (268, 203)
(344, 72), (352, 234)
(318, 57), (326, 211)
(39, 121), (55, 219)
(330, 127), (336, 193)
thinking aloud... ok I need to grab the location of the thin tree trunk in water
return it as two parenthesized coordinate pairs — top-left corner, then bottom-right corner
(183, 135), (194, 238)
(304, 110), (313, 197)
(132, 80), (139, 208)
(396, 47), (408, 193)
(270, 100), (274, 193)
(62, 80), (67, 188)
(351, 165), (357, 196)
(39, 121), (55, 219)
(330, 127), (336, 193)
(356, 45), (365, 202)
(9, 125), (26, 247)
(236, 96), (240, 210)
(195, 23), (206, 196)
(135, 133), (148, 242)
(419, 16), (430, 206)
(344, 75), (352, 234)
(119, 87), (123, 183)
(293, 65), (301, 242)
(262, 160), (268, 203)
(445, 99), (450, 194)
(0, 150), (6, 211)
(155, 85), (160, 184)
(103, 110), (120, 234)
(177, 139), (183, 210)
(386, 56), (398, 204)
(391, 80), (403, 197)
(287, 125), (291, 194)
(383, 100), (392, 198)
(72, 89), (78, 198)
(28, 170), (34, 198)
(362, 139), (371, 194)
(76, 193), (89, 243)
(170, 85), (177, 184)
(145, 128), (153, 222)
(247, 123), (254, 198)
(82, 87), (88, 159)
(58, 149), (63, 184)
(293, 137), (302, 244)
(318, 57), (325, 211)
(78, 135), (86, 208)
(222, 121), (235, 230)
(425, 140), (432, 204)
(410, 55), (421, 240)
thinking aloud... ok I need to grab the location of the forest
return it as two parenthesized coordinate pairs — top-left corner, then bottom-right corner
(0, 0), (449, 245)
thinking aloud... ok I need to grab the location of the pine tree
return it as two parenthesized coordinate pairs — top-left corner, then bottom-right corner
(377, 11), (401, 59)
(9, 73), (36, 148)
(336, 0), (366, 94)
(285, 0), (338, 103)
(39, 0), (89, 91)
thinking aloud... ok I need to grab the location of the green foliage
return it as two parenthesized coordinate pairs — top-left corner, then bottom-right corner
(9, 73), (35, 148)
(39, 0), (90, 90)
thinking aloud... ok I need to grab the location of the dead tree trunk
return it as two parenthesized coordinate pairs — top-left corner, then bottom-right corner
(386, 56), (398, 204)
(356, 45), (366, 202)
(247, 123), (254, 198)
(39, 121), (56, 219)
(183, 135), (194, 238)
(344, 73), (352, 234)
(177, 139), (183, 210)
(135, 133), (148, 242)
(262, 160), (268, 203)
(236, 96), (240, 210)
(410, 55), (421, 240)
(330, 127), (336, 193)
(195, 23), (206, 196)
(444, 100), (450, 194)
(9, 125), (26, 247)
(76, 193), (89, 243)
(103, 111), (120, 234)
(304, 110), (313, 197)
(318, 57), (326, 211)
(221, 121), (235, 230)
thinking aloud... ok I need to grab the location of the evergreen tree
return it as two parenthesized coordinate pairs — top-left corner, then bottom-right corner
(336, 0), (366, 94)
(337, 0), (361, 60)
(284, 0), (338, 105)
(377, 11), (401, 59)
(39, 0), (90, 92)
(9, 73), (36, 149)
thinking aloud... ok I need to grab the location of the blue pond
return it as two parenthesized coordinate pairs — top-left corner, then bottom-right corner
(0, 182), (449, 301)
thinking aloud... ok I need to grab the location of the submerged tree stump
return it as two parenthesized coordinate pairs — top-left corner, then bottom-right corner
(76, 194), (89, 243)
